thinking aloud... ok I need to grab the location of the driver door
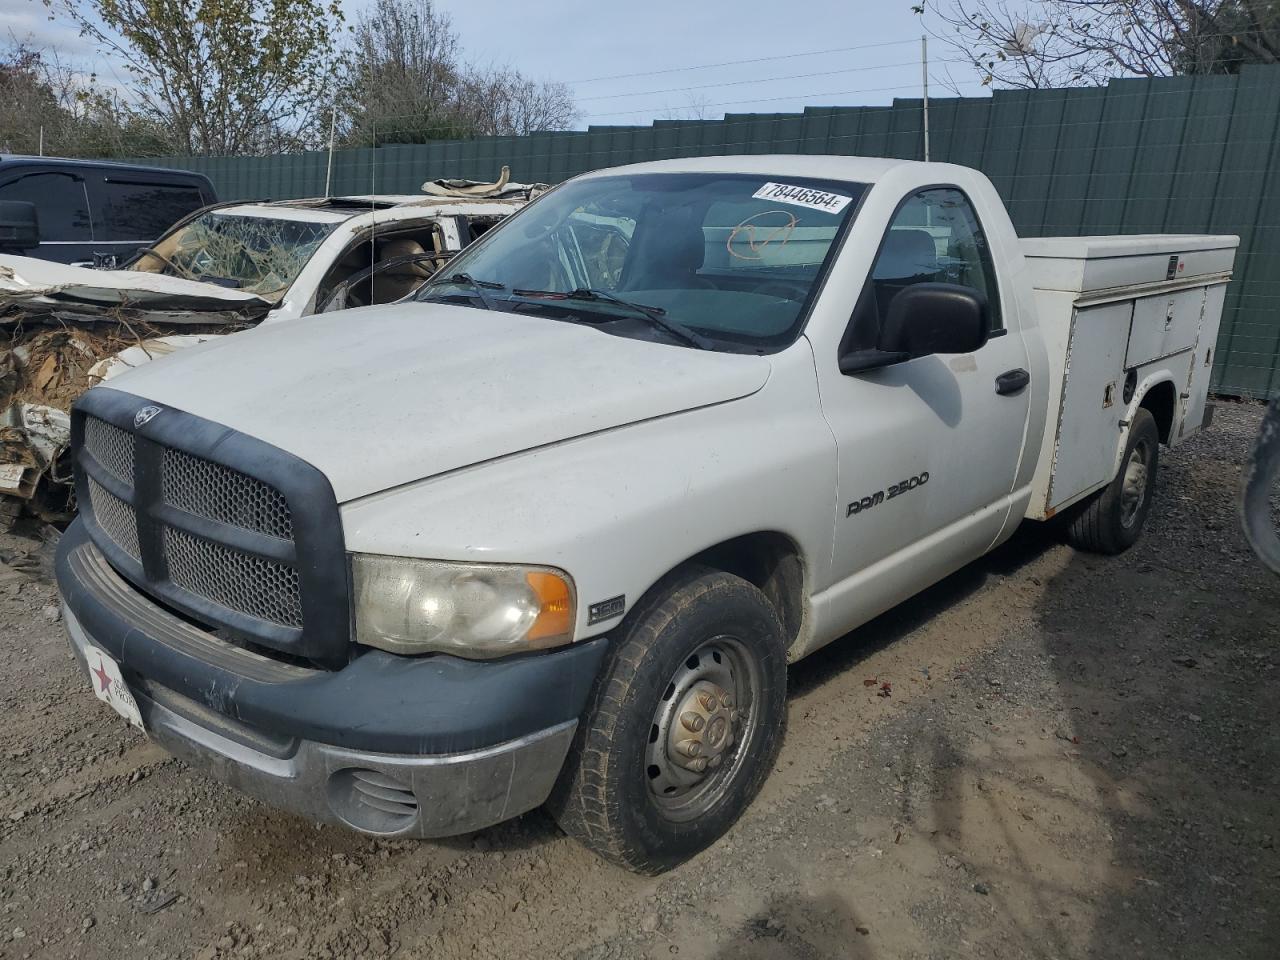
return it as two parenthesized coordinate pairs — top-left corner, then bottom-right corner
(818, 188), (1031, 613)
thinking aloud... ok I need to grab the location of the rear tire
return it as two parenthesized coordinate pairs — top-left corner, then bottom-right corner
(1065, 407), (1159, 554)
(547, 567), (787, 874)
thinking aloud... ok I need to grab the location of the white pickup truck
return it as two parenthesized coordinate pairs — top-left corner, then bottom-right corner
(54, 155), (1235, 874)
(0, 176), (534, 516)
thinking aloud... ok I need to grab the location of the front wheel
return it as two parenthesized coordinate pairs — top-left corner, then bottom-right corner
(1065, 407), (1160, 554)
(547, 568), (787, 874)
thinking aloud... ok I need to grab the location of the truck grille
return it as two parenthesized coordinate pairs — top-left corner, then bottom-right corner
(163, 527), (303, 627)
(73, 390), (350, 666)
(161, 448), (294, 541)
(85, 476), (140, 561)
(84, 416), (134, 484)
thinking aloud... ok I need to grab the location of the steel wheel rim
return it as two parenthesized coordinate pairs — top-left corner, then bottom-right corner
(1120, 441), (1150, 528)
(645, 636), (761, 823)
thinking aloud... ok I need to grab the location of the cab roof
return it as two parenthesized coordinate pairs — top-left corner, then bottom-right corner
(577, 154), (927, 186)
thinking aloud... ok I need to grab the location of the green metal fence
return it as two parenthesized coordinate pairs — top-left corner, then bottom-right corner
(131, 65), (1280, 397)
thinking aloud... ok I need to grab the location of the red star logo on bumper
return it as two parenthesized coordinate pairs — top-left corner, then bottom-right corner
(92, 662), (113, 694)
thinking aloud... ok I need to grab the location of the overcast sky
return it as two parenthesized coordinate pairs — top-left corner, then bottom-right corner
(0, 0), (992, 127)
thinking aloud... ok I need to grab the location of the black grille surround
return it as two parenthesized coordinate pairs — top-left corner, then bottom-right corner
(72, 387), (351, 668)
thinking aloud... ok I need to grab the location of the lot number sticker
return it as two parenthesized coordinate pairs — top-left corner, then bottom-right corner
(752, 182), (853, 214)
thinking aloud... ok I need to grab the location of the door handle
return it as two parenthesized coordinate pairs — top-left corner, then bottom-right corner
(995, 368), (1030, 395)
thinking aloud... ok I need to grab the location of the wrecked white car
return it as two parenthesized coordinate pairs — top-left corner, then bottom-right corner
(0, 172), (538, 521)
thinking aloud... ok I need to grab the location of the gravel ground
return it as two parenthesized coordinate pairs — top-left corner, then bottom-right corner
(1, 401), (1277, 960)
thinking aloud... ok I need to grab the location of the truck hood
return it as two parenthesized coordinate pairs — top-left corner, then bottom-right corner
(0, 255), (272, 324)
(103, 302), (772, 502)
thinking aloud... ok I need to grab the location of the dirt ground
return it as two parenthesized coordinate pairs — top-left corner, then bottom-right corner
(1, 401), (1277, 960)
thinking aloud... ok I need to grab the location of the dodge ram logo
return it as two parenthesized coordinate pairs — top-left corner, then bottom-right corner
(134, 405), (162, 427)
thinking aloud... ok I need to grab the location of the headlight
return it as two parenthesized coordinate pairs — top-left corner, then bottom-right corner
(351, 554), (575, 658)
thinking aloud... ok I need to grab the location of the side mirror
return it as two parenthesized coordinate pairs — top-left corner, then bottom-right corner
(882, 282), (989, 356)
(0, 200), (39, 252)
(840, 282), (989, 374)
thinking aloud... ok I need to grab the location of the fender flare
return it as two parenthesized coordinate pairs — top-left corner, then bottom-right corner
(1113, 370), (1179, 476)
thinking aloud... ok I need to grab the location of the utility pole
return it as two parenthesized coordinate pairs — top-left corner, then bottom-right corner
(324, 106), (337, 198)
(38, 126), (44, 157)
(921, 35), (931, 162)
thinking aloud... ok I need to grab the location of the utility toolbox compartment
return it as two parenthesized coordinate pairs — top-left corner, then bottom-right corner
(1020, 234), (1238, 519)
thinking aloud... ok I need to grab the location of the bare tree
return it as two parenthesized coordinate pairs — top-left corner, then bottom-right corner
(922, 0), (1280, 88)
(342, 0), (471, 144)
(654, 94), (716, 122)
(456, 66), (578, 136)
(342, 0), (577, 144)
(43, 0), (346, 155)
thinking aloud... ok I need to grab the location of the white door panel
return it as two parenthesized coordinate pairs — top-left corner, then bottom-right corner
(819, 331), (1030, 583)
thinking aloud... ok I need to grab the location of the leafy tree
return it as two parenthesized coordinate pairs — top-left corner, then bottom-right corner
(0, 45), (63, 154)
(44, 0), (346, 155)
(0, 42), (167, 158)
(1177, 0), (1280, 73)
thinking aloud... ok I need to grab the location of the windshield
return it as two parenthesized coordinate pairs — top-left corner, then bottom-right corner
(415, 172), (866, 351)
(128, 211), (339, 297)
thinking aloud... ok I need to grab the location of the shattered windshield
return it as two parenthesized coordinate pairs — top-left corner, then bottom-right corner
(415, 172), (866, 351)
(128, 212), (339, 298)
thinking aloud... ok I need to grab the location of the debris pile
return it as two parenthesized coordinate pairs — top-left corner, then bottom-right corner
(7, 326), (114, 407)
(0, 251), (276, 524)
(1, 317), (243, 521)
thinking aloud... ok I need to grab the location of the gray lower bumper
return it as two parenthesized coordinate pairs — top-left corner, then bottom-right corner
(63, 608), (576, 837)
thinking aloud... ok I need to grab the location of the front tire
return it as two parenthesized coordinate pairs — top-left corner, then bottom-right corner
(1065, 407), (1160, 554)
(547, 567), (787, 874)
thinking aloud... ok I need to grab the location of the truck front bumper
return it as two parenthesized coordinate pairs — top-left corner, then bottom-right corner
(56, 522), (608, 837)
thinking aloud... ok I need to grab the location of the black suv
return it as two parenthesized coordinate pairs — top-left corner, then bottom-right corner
(0, 156), (217, 266)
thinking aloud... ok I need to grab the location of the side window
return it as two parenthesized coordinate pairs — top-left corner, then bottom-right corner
(565, 216), (634, 291)
(460, 215), (504, 244)
(0, 173), (92, 241)
(98, 180), (205, 240)
(866, 188), (1002, 337)
(318, 224), (450, 312)
(559, 211), (634, 291)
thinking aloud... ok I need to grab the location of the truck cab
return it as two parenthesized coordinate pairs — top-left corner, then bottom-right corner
(52, 156), (1232, 874)
(0, 156), (216, 266)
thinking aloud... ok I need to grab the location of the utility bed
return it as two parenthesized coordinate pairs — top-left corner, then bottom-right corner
(1021, 234), (1238, 519)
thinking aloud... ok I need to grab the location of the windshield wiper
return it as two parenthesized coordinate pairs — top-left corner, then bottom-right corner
(513, 287), (712, 350)
(423, 272), (505, 311)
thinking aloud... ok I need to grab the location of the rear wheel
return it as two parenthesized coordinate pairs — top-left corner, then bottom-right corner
(1065, 407), (1159, 554)
(547, 567), (787, 874)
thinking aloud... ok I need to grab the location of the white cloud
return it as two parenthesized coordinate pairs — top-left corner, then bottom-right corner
(0, 1), (138, 101)
(0, 1), (98, 58)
